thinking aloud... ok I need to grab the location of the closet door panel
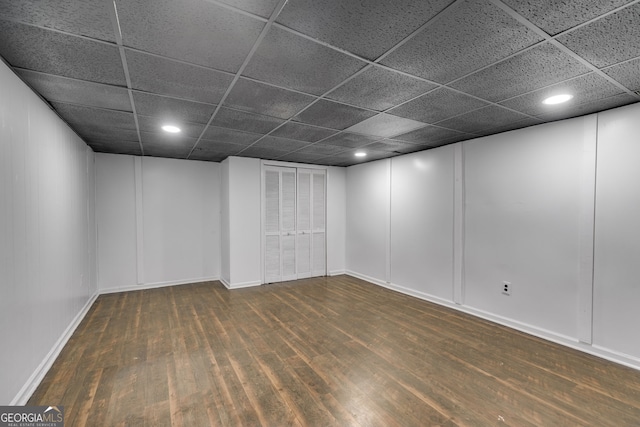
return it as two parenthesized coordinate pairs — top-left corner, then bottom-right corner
(311, 171), (326, 277)
(297, 170), (312, 278)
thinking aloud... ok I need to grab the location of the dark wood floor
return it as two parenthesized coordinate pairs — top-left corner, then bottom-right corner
(30, 275), (640, 426)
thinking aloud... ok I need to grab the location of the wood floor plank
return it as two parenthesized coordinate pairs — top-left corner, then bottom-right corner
(28, 276), (640, 426)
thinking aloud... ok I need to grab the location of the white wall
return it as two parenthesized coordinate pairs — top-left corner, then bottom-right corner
(390, 147), (455, 301)
(223, 156), (262, 287)
(346, 159), (391, 283)
(95, 154), (220, 291)
(0, 62), (96, 404)
(464, 117), (596, 338)
(593, 103), (640, 359)
(327, 166), (346, 275)
(220, 159), (231, 284)
(95, 155), (137, 289)
(142, 157), (220, 284)
(345, 104), (640, 369)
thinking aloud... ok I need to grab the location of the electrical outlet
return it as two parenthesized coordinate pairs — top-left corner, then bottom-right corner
(502, 281), (511, 296)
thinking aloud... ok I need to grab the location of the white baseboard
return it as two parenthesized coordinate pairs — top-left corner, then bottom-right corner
(11, 291), (99, 405)
(345, 270), (388, 287)
(219, 276), (231, 289)
(99, 276), (220, 294)
(328, 269), (346, 276)
(224, 279), (262, 289)
(345, 271), (640, 372)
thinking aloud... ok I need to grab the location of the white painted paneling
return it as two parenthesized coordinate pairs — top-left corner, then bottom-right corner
(346, 160), (390, 283)
(96, 154), (220, 291)
(95, 154), (137, 290)
(228, 157), (262, 287)
(390, 147), (455, 300)
(141, 157), (220, 285)
(463, 118), (590, 338)
(593, 103), (640, 359)
(220, 159), (230, 285)
(327, 167), (346, 275)
(0, 62), (96, 404)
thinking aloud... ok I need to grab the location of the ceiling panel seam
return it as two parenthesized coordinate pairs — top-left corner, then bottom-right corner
(0, 17), (118, 46)
(186, 0), (291, 159)
(105, 0), (144, 155)
(490, 0), (640, 101)
(200, 0), (269, 22)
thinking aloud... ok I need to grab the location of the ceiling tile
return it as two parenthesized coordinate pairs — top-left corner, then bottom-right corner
(557, 4), (640, 68)
(243, 26), (367, 95)
(141, 132), (197, 149)
(137, 115), (206, 138)
(312, 157), (351, 167)
(52, 102), (136, 130)
(437, 105), (532, 134)
(385, 139), (435, 153)
(276, 0), (454, 60)
(125, 49), (234, 104)
(602, 59), (640, 92)
(294, 144), (347, 156)
(394, 124), (472, 145)
(188, 148), (232, 162)
(251, 136), (311, 151)
(276, 152), (328, 164)
(79, 127), (140, 144)
(0, 20), (126, 86)
(194, 140), (247, 155)
(502, 0), (633, 36)
(0, 0), (116, 42)
(335, 148), (391, 162)
(16, 69), (131, 111)
(326, 65), (437, 111)
(90, 141), (142, 156)
(320, 132), (380, 148)
(202, 126), (262, 145)
(237, 146), (290, 160)
(344, 113), (426, 138)
(216, 0), (280, 18)
(388, 87), (489, 124)
(132, 92), (215, 124)
(449, 43), (591, 102)
(270, 122), (338, 142)
(116, 0), (264, 73)
(143, 143), (192, 159)
(188, 151), (228, 162)
(361, 140), (423, 153)
(536, 93), (637, 121)
(293, 99), (377, 130)
(225, 78), (316, 119)
(211, 107), (285, 134)
(500, 73), (625, 116)
(474, 117), (544, 136)
(381, 0), (543, 84)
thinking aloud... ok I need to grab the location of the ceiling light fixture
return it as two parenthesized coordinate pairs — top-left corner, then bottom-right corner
(355, 151), (367, 157)
(161, 124), (181, 133)
(542, 94), (573, 105)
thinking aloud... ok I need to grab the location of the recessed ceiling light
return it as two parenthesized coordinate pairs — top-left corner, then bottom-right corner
(542, 94), (573, 105)
(354, 151), (367, 157)
(161, 124), (181, 133)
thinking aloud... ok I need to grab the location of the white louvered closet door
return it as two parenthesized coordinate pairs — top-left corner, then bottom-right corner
(281, 169), (297, 281)
(264, 169), (281, 283)
(296, 170), (312, 279)
(311, 170), (326, 277)
(264, 166), (326, 284)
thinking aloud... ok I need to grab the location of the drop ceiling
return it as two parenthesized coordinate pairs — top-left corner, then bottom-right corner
(1, 0), (638, 166)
